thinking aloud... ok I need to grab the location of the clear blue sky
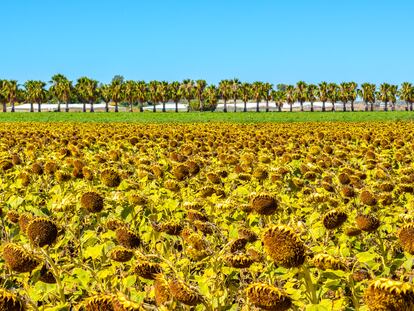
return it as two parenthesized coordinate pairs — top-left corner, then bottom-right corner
(1, 0), (413, 85)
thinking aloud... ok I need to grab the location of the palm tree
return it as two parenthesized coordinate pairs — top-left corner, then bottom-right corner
(123, 80), (137, 112)
(180, 79), (194, 112)
(0, 80), (6, 112)
(194, 80), (207, 111)
(219, 79), (232, 113)
(306, 84), (318, 112)
(203, 85), (219, 111)
(231, 78), (241, 112)
(158, 81), (169, 112)
(400, 82), (414, 111)
(359, 83), (376, 111)
(110, 78), (123, 112)
(339, 82), (349, 112)
(262, 82), (273, 112)
(99, 84), (112, 112)
(389, 84), (398, 111)
(251, 81), (263, 112)
(378, 83), (391, 111)
(271, 89), (285, 112)
(295, 81), (307, 112)
(347, 82), (358, 112)
(239, 82), (251, 112)
(1, 80), (18, 112)
(285, 85), (296, 112)
(24, 80), (47, 112)
(169, 81), (182, 113)
(148, 81), (160, 112)
(318, 82), (328, 112)
(50, 74), (72, 112)
(76, 77), (99, 112)
(136, 81), (147, 112)
(327, 83), (339, 112)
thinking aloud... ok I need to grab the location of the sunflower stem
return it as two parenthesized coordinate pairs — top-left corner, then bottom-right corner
(39, 247), (66, 304)
(301, 265), (318, 304)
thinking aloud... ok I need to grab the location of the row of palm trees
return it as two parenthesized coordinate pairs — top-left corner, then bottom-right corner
(0, 75), (413, 112)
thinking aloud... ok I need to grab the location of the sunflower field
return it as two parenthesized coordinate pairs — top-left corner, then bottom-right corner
(1, 121), (414, 311)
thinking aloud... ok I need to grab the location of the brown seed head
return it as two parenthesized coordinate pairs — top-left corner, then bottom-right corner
(250, 193), (278, 215)
(100, 168), (121, 187)
(322, 210), (348, 230)
(115, 227), (140, 249)
(262, 225), (305, 268)
(246, 283), (292, 311)
(0, 288), (25, 311)
(2, 243), (39, 273)
(27, 218), (58, 247)
(356, 214), (380, 232)
(169, 279), (203, 306)
(81, 192), (104, 213)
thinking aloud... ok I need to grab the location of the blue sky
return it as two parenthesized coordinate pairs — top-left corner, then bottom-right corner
(1, 0), (413, 85)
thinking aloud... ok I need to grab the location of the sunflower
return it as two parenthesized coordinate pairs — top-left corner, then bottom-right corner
(246, 283), (292, 311)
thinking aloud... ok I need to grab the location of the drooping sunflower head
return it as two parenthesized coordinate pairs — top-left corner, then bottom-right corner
(398, 222), (414, 255)
(364, 278), (414, 311)
(262, 225), (305, 268)
(81, 294), (115, 311)
(250, 193), (278, 216)
(18, 212), (33, 234)
(2, 243), (39, 273)
(115, 227), (140, 249)
(154, 274), (172, 306)
(110, 247), (134, 263)
(169, 279), (203, 306)
(322, 210), (348, 230)
(106, 219), (125, 231)
(356, 214), (380, 232)
(246, 283), (292, 311)
(100, 168), (121, 187)
(238, 227), (258, 242)
(360, 189), (377, 206)
(80, 192), (104, 213)
(27, 218), (58, 247)
(6, 210), (20, 224)
(224, 253), (255, 269)
(0, 288), (25, 311)
(312, 254), (346, 271)
(134, 261), (162, 280)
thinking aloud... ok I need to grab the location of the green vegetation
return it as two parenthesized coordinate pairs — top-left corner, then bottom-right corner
(0, 111), (413, 123)
(1, 75), (414, 113)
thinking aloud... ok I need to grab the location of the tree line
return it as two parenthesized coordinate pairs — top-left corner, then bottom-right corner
(0, 75), (413, 112)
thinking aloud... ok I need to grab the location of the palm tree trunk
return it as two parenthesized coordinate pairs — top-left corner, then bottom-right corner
(310, 102), (314, 112)
(343, 102), (346, 112)
(384, 101), (388, 112)
(105, 102), (109, 112)
(278, 104), (282, 112)
(391, 103), (395, 111)
(234, 99), (237, 112)
(152, 102), (156, 112)
(115, 102), (119, 113)
(129, 102), (133, 112)
(11, 102), (15, 113)
(364, 102), (368, 111)
(90, 101), (94, 112)
(331, 102), (335, 112)
(300, 101), (304, 112)
(162, 102), (166, 112)
(405, 101), (409, 111)
(57, 101), (61, 112)
(410, 102), (413, 111)
(83, 102), (86, 113)
(140, 102), (144, 112)
(351, 101), (354, 112)
(224, 100), (227, 113)
(38, 103), (41, 112)
(256, 100), (259, 112)
(65, 102), (69, 112)
(266, 100), (269, 112)
(370, 102), (374, 111)
(2, 103), (6, 112)
(289, 103), (293, 112)
(243, 101), (247, 112)
(322, 102), (326, 112)
(175, 101), (178, 113)
(30, 103), (34, 112)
